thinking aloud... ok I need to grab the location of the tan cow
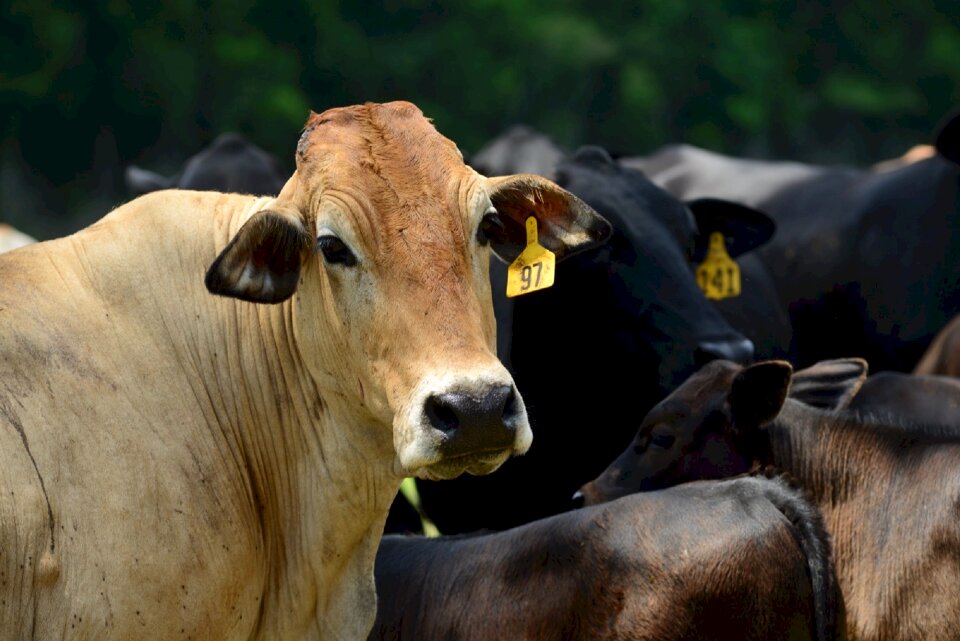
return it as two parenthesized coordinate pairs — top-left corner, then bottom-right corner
(0, 222), (36, 252)
(0, 101), (609, 641)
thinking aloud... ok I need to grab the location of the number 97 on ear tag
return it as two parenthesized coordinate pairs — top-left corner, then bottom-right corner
(507, 217), (556, 298)
(696, 232), (741, 300)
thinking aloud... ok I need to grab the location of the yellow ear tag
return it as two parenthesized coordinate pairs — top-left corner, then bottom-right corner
(696, 232), (741, 300)
(507, 216), (556, 298)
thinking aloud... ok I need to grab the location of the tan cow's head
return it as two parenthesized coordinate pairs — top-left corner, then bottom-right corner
(205, 102), (610, 480)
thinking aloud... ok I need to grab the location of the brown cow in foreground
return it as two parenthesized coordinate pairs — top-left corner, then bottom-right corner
(579, 358), (960, 641)
(0, 101), (610, 640)
(372, 475), (843, 641)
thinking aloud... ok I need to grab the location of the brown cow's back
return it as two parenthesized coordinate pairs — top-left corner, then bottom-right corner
(371, 476), (836, 641)
(582, 359), (960, 641)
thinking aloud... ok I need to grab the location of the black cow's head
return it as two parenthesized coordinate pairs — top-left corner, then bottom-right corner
(468, 125), (566, 178)
(521, 146), (772, 394)
(125, 133), (289, 197)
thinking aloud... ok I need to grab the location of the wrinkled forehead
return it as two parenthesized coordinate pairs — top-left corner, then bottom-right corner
(295, 101), (470, 202)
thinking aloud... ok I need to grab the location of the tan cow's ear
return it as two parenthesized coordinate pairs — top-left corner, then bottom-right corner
(205, 208), (313, 304)
(485, 174), (612, 264)
(789, 357), (869, 410)
(729, 360), (793, 431)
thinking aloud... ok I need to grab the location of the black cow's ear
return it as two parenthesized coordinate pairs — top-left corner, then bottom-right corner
(688, 199), (776, 262)
(205, 207), (313, 304)
(790, 358), (869, 410)
(934, 111), (960, 166)
(729, 360), (792, 430)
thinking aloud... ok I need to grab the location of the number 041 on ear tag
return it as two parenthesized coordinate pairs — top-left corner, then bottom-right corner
(507, 217), (556, 298)
(696, 232), (741, 300)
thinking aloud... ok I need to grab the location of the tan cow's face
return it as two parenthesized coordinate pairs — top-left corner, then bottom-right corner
(206, 102), (610, 480)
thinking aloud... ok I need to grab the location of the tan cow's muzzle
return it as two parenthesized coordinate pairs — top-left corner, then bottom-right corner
(396, 368), (532, 480)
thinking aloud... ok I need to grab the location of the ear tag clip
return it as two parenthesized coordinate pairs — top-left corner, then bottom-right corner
(506, 216), (556, 298)
(696, 232), (741, 300)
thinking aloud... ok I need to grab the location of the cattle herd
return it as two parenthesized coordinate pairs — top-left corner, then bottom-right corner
(1, 100), (959, 640)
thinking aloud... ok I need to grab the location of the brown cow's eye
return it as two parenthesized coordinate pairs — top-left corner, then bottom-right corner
(317, 235), (357, 267)
(477, 208), (504, 246)
(650, 433), (675, 449)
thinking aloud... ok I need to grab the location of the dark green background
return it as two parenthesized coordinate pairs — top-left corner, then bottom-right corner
(3, 0), (959, 239)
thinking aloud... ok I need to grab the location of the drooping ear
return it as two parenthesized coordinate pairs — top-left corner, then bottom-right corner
(688, 199), (776, 262)
(205, 206), (313, 304)
(789, 357), (869, 410)
(935, 111), (960, 166)
(729, 360), (793, 431)
(125, 166), (172, 196)
(484, 174), (612, 264)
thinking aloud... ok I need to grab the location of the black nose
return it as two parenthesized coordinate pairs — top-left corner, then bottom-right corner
(695, 337), (754, 366)
(425, 385), (519, 454)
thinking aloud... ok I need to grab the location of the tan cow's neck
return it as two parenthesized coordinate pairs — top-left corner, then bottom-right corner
(7, 190), (396, 640)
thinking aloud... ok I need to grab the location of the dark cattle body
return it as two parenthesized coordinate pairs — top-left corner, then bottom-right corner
(125, 132), (290, 196)
(850, 370), (960, 428)
(467, 124), (566, 178)
(581, 358), (960, 641)
(627, 112), (960, 372)
(416, 146), (789, 534)
(372, 476), (842, 641)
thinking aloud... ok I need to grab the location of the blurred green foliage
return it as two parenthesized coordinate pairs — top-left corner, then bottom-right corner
(2, 1), (959, 237)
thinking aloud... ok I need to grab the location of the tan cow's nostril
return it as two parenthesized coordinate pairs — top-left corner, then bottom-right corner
(425, 385), (513, 434)
(424, 394), (461, 432)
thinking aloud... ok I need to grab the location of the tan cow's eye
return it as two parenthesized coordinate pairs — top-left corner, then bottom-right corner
(476, 208), (504, 246)
(317, 235), (357, 267)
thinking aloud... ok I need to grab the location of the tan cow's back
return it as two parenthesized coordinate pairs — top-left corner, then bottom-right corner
(0, 192), (270, 639)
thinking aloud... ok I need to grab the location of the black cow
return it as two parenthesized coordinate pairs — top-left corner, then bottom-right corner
(467, 124), (566, 178)
(628, 112), (960, 372)
(416, 146), (788, 533)
(372, 475), (842, 641)
(125, 132), (289, 196)
(580, 358), (960, 641)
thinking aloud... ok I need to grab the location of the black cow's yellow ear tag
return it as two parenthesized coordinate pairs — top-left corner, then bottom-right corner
(696, 232), (741, 300)
(507, 217), (556, 298)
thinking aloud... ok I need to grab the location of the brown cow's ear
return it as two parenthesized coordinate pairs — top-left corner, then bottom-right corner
(484, 174), (612, 264)
(789, 357), (869, 410)
(729, 360), (792, 430)
(205, 207), (313, 304)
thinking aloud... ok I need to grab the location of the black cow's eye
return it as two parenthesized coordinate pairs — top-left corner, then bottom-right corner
(317, 235), (357, 267)
(650, 433), (676, 449)
(477, 208), (504, 246)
